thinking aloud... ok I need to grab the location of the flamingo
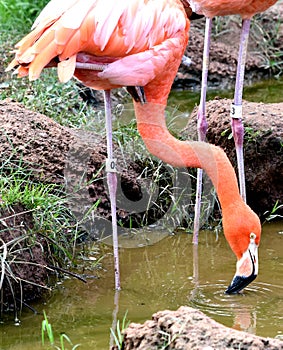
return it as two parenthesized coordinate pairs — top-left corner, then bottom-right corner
(181, 0), (278, 244)
(6, 0), (261, 294)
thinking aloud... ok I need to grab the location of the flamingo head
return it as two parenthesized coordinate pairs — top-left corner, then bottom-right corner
(222, 203), (261, 294)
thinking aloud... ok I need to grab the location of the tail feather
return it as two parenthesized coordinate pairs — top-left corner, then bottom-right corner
(28, 41), (60, 80)
(17, 47), (36, 65)
(15, 66), (29, 78)
(60, 30), (84, 61)
(15, 22), (55, 54)
(58, 54), (77, 82)
(6, 58), (19, 72)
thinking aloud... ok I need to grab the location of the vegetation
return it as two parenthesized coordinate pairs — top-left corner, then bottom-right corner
(0, 153), (80, 260)
(264, 200), (283, 222)
(0, 0), (49, 31)
(42, 311), (81, 350)
(110, 312), (130, 350)
(213, 12), (283, 77)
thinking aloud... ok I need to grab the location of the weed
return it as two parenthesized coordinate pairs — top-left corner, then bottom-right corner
(1, 69), (96, 128)
(0, 151), (85, 267)
(211, 13), (283, 77)
(251, 12), (283, 77)
(212, 16), (235, 38)
(0, 234), (52, 322)
(244, 126), (262, 143)
(159, 330), (179, 350)
(42, 311), (81, 350)
(110, 311), (130, 350)
(158, 318), (187, 349)
(264, 200), (283, 221)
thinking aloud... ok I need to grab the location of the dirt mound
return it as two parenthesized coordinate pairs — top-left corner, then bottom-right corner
(175, 4), (283, 90)
(0, 204), (50, 313)
(116, 306), (283, 350)
(186, 98), (283, 217)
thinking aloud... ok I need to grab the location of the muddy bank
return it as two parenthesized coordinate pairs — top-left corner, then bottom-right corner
(0, 204), (50, 314)
(186, 99), (283, 217)
(0, 100), (147, 227)
(114, 306), (283, 350)
(1, 98), (282, 221)
(175, 3), (283, 90)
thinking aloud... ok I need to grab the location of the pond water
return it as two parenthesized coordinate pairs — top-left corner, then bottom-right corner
(0, 223), (283, 349)
(169, 77), (283, 112)
(1, 78), (283, 349)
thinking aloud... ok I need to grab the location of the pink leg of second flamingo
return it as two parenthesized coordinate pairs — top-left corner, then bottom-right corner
(231, 18), (251, 204)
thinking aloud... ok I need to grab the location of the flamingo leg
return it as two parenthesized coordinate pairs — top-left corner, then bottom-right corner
(104, 90), (121, 291)
(231, 19), (251, 203)
(193, 17), (212, 245)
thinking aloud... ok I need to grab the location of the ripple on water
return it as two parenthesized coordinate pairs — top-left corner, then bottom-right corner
(187, 280), (281, 320)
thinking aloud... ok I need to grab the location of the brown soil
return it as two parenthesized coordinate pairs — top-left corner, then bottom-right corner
(175, 3), (283, 90)
(0, 204), (50, 313)
(114, 306), (283, 350)
(186, 99), (283, 217)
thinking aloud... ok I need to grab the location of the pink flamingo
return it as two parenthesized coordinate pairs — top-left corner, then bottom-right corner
(7, 0), (261, 293)
(181, 0), (278, 244)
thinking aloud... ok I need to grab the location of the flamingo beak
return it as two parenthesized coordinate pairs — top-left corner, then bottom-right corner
(225, 233), (259, 294)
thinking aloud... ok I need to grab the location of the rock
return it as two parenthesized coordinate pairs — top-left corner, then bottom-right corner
(185, 98), (283, 217)
(116, 306), (283, 350)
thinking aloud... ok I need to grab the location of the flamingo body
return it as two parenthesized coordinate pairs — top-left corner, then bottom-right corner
(7, 0), (261, 293)
(188, 0), (278, 18)
(184, 0), (277, 247)
(8, 0), (189, 92)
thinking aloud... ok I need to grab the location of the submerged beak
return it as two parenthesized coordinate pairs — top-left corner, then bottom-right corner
(225, 233), (259, 294)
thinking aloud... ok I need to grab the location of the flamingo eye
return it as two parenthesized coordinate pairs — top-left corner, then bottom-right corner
(250, 232), (256, 241)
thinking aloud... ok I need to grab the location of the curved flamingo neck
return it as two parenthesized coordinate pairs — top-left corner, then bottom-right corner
(134, 101), (242, 210)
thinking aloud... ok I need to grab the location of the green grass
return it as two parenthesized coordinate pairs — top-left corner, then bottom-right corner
(1, 69), (98, 128)
(0, 153), (83, 263)
(0, 0), (49, 31)
(110, 311), (130, 350)
(212, 13), (283, 77)
(42, 311), (81, 350)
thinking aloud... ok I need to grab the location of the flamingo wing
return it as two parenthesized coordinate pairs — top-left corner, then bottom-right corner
(7, 0), (189, 89)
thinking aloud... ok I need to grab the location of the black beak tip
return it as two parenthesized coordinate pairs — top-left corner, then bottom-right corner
(225, 274), (257, 295)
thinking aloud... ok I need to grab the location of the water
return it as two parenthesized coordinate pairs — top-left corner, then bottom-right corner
(1, 78), (283, 349)
(0, 223), (282, 349)
(169, 77), (283, 114)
